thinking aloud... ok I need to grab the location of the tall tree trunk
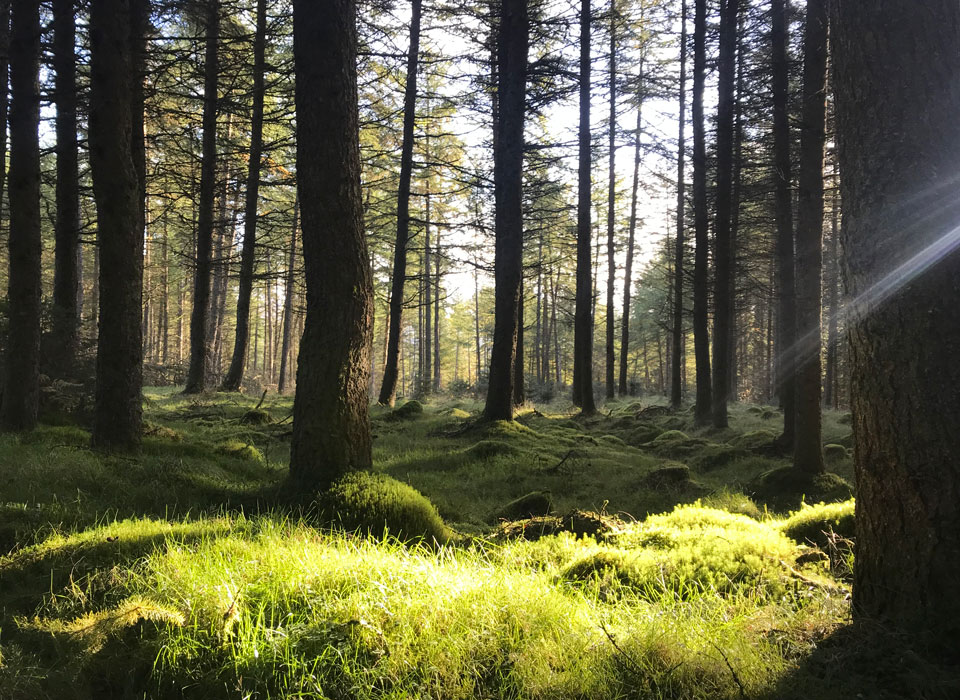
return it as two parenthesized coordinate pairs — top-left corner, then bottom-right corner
(691, 0), (711, 425)
(728, 3), (745, 400)
(378, 0), (422, 406)
(277, 199), (299, 394)
(289, 0), (373, 491)
(474, 257), (481, 390)
(792, 0), (827, 475)
(51, 0), (81, 377)
(483, 0), (527, 422)
(710, 0), (739, 428)
(670, 0), (687, 409)
(823, 162), (839, 409)
(89, 0), (143, 449)
(423, 184), (432, 396)
(604, 9), (617, 400)
(1, 0), (41, 432)
(513, 279), (525, 405)
(222, 0), (267, 391)
(771, 0), (797, 449)
(184, 0), (220, 394)
(433, 228), (441, 391)
(0, 4), (9, 249)
(831, 0), (960, 653)
(573, 0), (596, 414)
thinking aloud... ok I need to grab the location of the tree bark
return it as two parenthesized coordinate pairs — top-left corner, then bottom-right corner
(670, 0), (686, 410)
(831, 0), (960, 654)
(277, 199), (299, 394)
(378, 0), (422, 407)
(691, 0), (711, 425)
(89, 0), (143, 449)
(771, 0), (797, 449)
(1, 0), (41, 432)
(792, 0), (827, 475)
(572, 0), (596, 414)
(222, 0), (267, 391)
(483, 0), (527, 422)
(604, 10), (617, 400)
(288, 0), (374, 492)
(184, 0), (220, 394)
(710, 0), (739, 428)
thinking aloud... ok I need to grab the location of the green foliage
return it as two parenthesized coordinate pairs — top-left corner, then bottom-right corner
(701, 488), (763, 519)
(489, 490), (553, 522)
(729, 430), (778, 450)
(780, 500), (856, 550)
(822, 444), (850, 463)
(217, 440), (266, 464)
(465, 439), (521, 459)
(386, 400), (424, 421)
(319, 471), (453, 544)
(752, 468), (854, 511)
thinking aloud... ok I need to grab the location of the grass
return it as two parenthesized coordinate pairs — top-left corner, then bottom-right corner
(0, 389), (953, 698)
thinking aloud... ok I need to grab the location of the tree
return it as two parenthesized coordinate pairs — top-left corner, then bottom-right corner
(572, 0), (596, 414)
(222, 0), (268, 392)
(483, 0), (528, 422)
(288, 0), (374, 492)
(89, 0), (144, 449)
(792, 0), (827, 475)
(831, 0), (960, 650)
(1, 0), (42, 432)
(184, 0), (220, 394)
(378, 0), (422, 407)
(603, 6), (617, 400)
(669, 0), (686, 410)
(51, 0), (81, 376)
(690, 0), (710, 425)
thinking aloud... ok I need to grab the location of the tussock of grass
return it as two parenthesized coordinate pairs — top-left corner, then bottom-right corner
(780, 500), (855, 549)
(217, 440), (266, 464)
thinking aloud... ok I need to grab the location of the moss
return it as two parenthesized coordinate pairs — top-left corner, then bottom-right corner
(751, 468), (854, 511)
(761, 409), (779, 420)
(320, 471), (452, 544)
(729, 430), (778, 450)
(387, 400), (424, 421)
(643, 464), (692, 487)
(484, 420), (537, 439)
(465, 440), (522, 459)
(490, 491), (553, 522)
(689, 444), (748, 471)
(780, 499), (855, 550)
(142, 421), (182, 441)
(450, 408), (471, 419)
(239, 409), (271, 425)
(623, 424), (662, 446)
(701, 489), (763, 519)
(647, 429), (690, 445)
(837, 412), (853, 425)
(836, 433), (854, 448)
(217, 440), (265, 464)
(746, 406), (764, 415)
(823, 444), (850, 462)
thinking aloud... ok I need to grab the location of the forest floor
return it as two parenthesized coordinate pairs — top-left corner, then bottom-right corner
(0, 389), (956, 699)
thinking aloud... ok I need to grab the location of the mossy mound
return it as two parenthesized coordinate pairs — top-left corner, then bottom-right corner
(729, 429), (778, 450)
(216, 440), (265, 464)
(489, 491), (553, 522)
(465, 439), (522, 460)
(689, 443), (748, 471)
(751, 468), (853, 511)
(492, 509), (622, 542)
(780, 499), (855, 550)
(239, 409), (271, 425)
(837, 412), (853, 425)
(449, 408), (471, 419)
(142, 421), (182, 441)
(320, 471), (452, 544)
(643, 464), (692, 487)
(761, 409), (779, 420)
(484, 420), (537, 440)
(647, 429), (690, 445)
(836, 433), (854, 448)
(701, 488), (763, 519)
(623, 424), (662, 447)
(386, 400), (424, 421)
(641, 430), (710, 459)
(823, 444), (850, 462)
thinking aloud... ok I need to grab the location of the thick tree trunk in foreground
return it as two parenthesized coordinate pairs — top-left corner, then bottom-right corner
(90, 0), (143, 449)
(771, 0), (797, 449)
(669, 0), (686, 409)
(289, 0), (373, 492)
(793, 0), (827, 475)
(832, 0), (960, 653)
(710, 0), (739, 428)
(184, 0), (220, 394)
(690, 0), (710, 425)
(378, 0), (422, 407)
(483, 0), (527, 422)
(572, 0), (596, 414)
(222, 0), (267, 392)
(1, 0), (41, 432)
(51, 0), (81, 376)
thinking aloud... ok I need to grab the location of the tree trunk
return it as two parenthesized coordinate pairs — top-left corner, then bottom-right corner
(277, 199), (299, 394)
(483, 0), (527, 422)
(513, 279), (525, 406)
(669, 0), (686, 409)
(710, 0), (739, 428)
(423, 185), (432, 396)
(289, 0), (373, 492)
(378, 0), (422, 406)
(691, 0), (711, 425)
(771, 0), (797, 449)
(51, 0), (81, 377)
(572, 0), (596, 414)
(604, 10), (617, 400)
(433, 228), (441, 391)
(823, 162), (839, 408)
(1, 0), (41, 432)
(184, 0), (220, 394)
(793, 0), (827, 475)
(89, 0), (143, 449)
(221, 0), (267, 391)
(831, 0), (960, 653)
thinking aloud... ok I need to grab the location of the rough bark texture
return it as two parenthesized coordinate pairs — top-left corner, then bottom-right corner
(669, 0), (686, 409)
(710, 0), (739, 428)
(51, 0), (81, 376)
(1, 0), (41, 432)
(572, 0), (596, 414)
(620, 69), (643, 398)
(89, 0), (143, 449)
(0, 3), (9, 232)
(771, 0), (797, 449)
(690, 0), (710, 425)
(831, 0), (960, 653)
(184, 0), (220, 394)
(222, 0), (267, 392)
(604, 13), (616, 400)
(483, 0), (527, 422)
(289, 0), (374, 492)
(378, 0), (422, 407)
(792, 0), (827, 475)
(277, 199), (299, 394)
